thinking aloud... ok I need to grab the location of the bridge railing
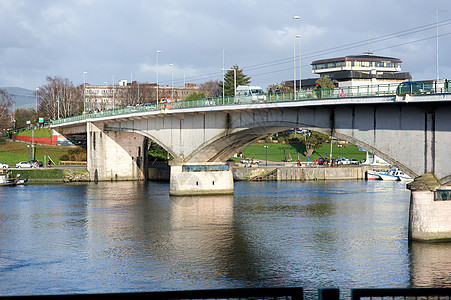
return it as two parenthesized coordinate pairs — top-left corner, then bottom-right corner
(51, 81), (450, 125)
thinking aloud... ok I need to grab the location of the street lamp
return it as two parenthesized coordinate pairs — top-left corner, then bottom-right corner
(296, 34), (301, 97)
(293, 16), (300, 100)
(83, 72), (87, 113)
(156, 50), (162, 102)
(264, 145), (268, 166)
(169, 63), (174, 100)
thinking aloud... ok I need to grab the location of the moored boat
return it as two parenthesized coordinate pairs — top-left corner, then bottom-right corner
(0, 171), (27, 186)
(378, 169), (412, 182)
(366, 170), (382, 180)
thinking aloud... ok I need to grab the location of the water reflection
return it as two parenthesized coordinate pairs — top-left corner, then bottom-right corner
(1, 180), (449, 298)
(410, 241), (451, 287)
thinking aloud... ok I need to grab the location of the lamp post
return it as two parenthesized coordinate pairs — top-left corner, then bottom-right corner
(296, 34), (301, 97)
(156, 50), (162, 102)
(169, 63), (174, 100)
(264, 145), (268, 166)
(293, 16), (300, 100)
(83, 72), (87, 113)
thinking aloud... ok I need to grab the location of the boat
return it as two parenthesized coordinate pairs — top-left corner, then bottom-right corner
(378, 169), (412, 182)
(0, 171), (27, 186)
(366, 170), (382, 180)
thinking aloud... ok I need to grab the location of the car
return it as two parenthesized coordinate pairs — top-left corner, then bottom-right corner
(348, 158), (360, 165)
(0, 162), (9, 169)
(30, 160), (43, 167)
(396, 81), (433, 95)
(16, 161), (34, 168)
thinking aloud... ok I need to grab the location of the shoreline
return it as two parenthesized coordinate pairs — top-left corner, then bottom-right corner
(6, 165), (391, 183)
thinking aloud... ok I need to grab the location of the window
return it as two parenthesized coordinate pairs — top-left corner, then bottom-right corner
(435, 190), (451, 201)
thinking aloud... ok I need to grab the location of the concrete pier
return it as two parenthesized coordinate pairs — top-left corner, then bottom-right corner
(408, 173), (451, 242)
(169, 164), (234, 196)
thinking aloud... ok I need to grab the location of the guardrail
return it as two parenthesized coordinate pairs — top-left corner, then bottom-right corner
(51, 81), (450, 126)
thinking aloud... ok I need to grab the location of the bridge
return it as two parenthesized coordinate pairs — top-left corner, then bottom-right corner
(51, 83), (451, 241)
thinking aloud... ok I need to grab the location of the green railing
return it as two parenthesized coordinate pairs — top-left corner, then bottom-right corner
(51, 81), (450, 126)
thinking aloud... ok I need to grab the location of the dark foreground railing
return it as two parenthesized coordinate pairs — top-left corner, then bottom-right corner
(0, 287), (303, 300)
(351, 288), (451, 300)
(2, 287), (451, 300)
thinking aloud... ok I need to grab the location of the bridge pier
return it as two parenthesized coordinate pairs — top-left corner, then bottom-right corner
(169, 163), (234, 196)
(408, 174), (451, 242)
(87, 122), (148, 181)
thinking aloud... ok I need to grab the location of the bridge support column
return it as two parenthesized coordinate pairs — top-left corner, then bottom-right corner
(87, 122), (147, 181)
(408, 173), (451, 242)
(169, 163), (234, 196)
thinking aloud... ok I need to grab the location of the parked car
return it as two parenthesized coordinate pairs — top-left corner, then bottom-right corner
(396, 81), (433, 95)
(0, 162), (9, 169)
(30, 160), (43, 167)
(348, 158), (360, 165)
(15, 161), (34, 168)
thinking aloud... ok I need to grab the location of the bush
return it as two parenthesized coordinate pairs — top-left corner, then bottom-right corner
(60, 154), (69, 161)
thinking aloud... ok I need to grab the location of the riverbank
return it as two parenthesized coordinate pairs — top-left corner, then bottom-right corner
(6, 165), (390, 183)
(8, 168), (90, 183)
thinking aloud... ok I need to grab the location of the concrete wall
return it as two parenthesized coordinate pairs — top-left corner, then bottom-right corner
(87, 122), (147, 181)
(232, 166), (377, 181)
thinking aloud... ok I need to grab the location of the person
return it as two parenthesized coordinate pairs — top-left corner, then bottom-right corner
(316, 83), (322, 98)
(340, 89), (345, 97)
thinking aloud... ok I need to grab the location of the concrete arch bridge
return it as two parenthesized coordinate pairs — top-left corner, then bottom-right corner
(51, 93), (451, 241)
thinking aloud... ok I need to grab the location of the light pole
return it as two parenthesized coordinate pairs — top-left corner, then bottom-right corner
(293, 16), (300, 100)
(83, 72), (87, 113)
(156, 50), (162, 102)
(264, 145), (268, 166)
(296, 34), (301, 97)
(169, 63), (174, 100)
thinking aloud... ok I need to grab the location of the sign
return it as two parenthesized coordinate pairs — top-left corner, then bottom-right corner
(26, 120), (31, 125)
(39, 118), (44, 123)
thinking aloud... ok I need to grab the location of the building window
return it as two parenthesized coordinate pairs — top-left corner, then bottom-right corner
(435, 190), (451, 201)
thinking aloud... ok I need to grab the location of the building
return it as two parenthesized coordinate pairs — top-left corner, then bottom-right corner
(310, 53), (411, 88)
(84, 80), (200, 111)
(290, 53), (412, 91)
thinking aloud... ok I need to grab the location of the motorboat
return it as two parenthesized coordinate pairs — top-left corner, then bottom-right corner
(0, 171), (27, 186)
(378, 169), (412, 182)
(366, 170), (382, 180)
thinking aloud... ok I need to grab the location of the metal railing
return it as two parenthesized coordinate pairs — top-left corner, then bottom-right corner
(51, 81), (450, 126)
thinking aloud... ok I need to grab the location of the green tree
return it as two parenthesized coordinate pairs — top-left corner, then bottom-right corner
(218, 65), (251, 97)
(186, 91), (206, 100)
(314, 77), (335, 98)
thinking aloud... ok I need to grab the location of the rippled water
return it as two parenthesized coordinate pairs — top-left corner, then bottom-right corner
(0, 180), (450, 298)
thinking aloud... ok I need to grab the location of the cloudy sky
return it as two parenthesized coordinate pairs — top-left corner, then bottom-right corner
(1, 0), (451, 91)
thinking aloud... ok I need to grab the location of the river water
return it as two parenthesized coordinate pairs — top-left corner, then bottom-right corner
(1, 180), (450, 299)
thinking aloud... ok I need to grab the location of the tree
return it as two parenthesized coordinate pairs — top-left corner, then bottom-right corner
(0, 89), (14, 132)
(314, 77), (335, 97)
(199, 80), (220, 98)
(186, 92), (206, 100)
(38, 76), (82, 120)
(218, 65), (251, 97)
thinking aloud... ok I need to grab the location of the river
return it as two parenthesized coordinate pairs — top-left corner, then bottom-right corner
(0, 180), (450, 299)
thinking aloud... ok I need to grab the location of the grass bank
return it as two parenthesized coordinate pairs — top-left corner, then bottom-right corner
(0, 140), (84, 166)
(232, 142), (366, 162)
(8, 168), (90, 182)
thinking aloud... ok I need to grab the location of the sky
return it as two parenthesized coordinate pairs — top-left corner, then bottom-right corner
(1, 0), (451, 91)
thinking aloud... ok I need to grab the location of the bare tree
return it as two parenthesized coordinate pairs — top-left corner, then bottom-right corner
(38, 76), (82, 120)
(0, 89), (14, 132)
(199, 80), (220, 98)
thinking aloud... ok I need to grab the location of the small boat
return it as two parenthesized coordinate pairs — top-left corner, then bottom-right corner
(366, 170), (382, 180)
(0, 171), (27, 186)
(378, 169), (412, 182)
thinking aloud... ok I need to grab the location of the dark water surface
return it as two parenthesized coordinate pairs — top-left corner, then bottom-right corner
(1, 180), (450, 298)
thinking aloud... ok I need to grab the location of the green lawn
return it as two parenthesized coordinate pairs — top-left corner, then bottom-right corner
(0, 140), (82, 166)
(233, 142), (366, 162)
(14, 127), (52, 138)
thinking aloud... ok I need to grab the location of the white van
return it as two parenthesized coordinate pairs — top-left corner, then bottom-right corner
(235, 85), (266, 103)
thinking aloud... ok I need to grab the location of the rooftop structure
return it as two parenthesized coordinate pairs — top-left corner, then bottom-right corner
(310, 53), (411, 88)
